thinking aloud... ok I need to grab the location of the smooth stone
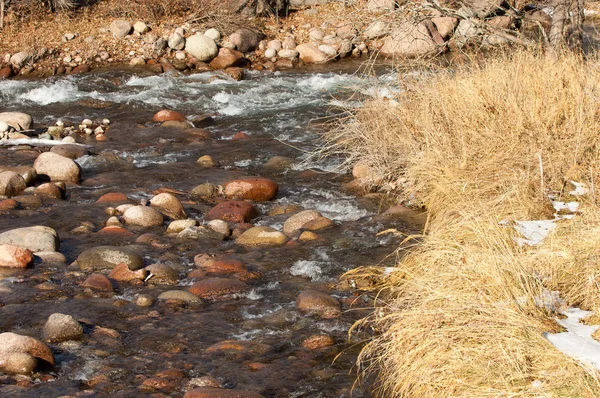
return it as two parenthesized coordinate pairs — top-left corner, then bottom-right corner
(123, 205), (164, 227)
(0, 332), (55, 367)
(185, 33), (218, 61)
(96, 192), (128, 203)
(77, 246), (144, 271)
(188, 277), (249, 299)
(34, 251), (67, 264)
(0, 166), (36, 185)
(167, 219), (197, 234)
(282, 210), (322, 236)
(177, 226), (225, 240)
(133, 21), (149, 34)
(34, 182), (63, 199)
(81, 273), (114, 291)
(43, 313), (84, 342)
(0, 226), (59, 252)
(190, 183), (218, 198)
(0, 111), (32, 130)
(209, 48), (243, 69)
(146, 263), (179, 285)
(149, 192), (186, 220)
(223, 177), (278, 201)
(109, 262), (148, 281)
(204, 28), (221, 42)
(207, 201), (258, 223)
(152, 109), (186, 123)
(0, 352), (37, 374)
(228, 28), (262, 53)
(296, 44), (328, 64)
(183, 387), (264, 398)
(296, 290), (341, 319)
(158, 290), (201, 303)
(277, 49), (299, 59)
(185, 128), (216, 140)
(197, 155), (216, 167)
(0, 244), (33, 268)
(110, 20), (132, 39)
(207, 219), (230, 237)
(236, 226), (288, 247)
(33, 152), (81, 183)
(0, 171), (26, 197)
(135, 294), (154, 307)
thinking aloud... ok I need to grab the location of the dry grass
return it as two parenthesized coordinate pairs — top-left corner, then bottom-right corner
(325, 50), (600, 397)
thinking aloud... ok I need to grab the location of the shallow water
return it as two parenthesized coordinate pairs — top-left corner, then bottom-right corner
(0, 61), (416, 397)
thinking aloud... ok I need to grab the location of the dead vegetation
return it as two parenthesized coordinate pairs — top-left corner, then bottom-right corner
(324, 50), (600, 396)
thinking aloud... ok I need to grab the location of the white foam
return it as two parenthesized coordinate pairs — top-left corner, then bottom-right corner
(18, 80), (81, 105)
(290, 260), (324, 281)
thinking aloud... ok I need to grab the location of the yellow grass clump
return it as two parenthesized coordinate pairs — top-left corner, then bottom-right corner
(328, 51), (600, 397)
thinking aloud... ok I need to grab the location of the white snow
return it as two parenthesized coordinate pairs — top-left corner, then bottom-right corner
(569, 181), (588, 196)
(545, 307), (600, 370)
(513, 220), (557, 247)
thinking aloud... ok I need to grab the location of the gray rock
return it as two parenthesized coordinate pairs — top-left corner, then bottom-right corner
(229, 28), (262, 53)
(177, 226), (225, 240)
(204, 28), (221, 42)
(0, 171), (26, 197)
(0, 226), (59, 252)
(110, 20), (132, 39)
(77, 245), (144, 271)
(123, 205), (164, 227)
(283, 210), (322, 236)
(158, 290), (201, 303)
(184, 33), (218, 62)
(43, 313), (83, 342)
(133, 21), (149, 34)
(9, 52), (30, 69)
(153, 37), (167, 53)
(50, 144), (89, 159)
(282, 37), (297, 50)
(168, 33), (185, 50)
(0, 112), (32, 130)
(33, 152), (81, 183)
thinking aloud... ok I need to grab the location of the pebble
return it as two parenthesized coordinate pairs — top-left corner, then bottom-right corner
(43, 313), (84, 342)
(122, 205), (164, 227)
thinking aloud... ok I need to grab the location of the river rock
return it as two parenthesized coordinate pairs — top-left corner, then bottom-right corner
(207, 219), (230, 237)
(303, 216), (334, 231)
(236, 226), (288, 246)
(207, 201), (258, 223)
(367, 0), (396, 11)
(77, 245), (144, 271)
(0, 111), (32, 130)
(296, 44), (328, 64)
(201, 258), (246, 275)
(197, 154), (216, 167)
(33, 152), (81, 183)
(185, 33), (219, 62)
(380, 22), (438, 57)
(110, 20), (132, 39)
(0, 171), (26, 197)
(153, 109), (186, 123)
(282, 37), (296, 50)
(186, 128), (216, 140)
(149, 192), (186, 220)
(296, 290), (341, 319)
(278, 49), (299, 59)
(302, 334), (334, 350)
(133, 21), (149, 34)
(364, 21), (387, 39)
(146, 263), (179, 285)
(167, 219), (197, 233)
(177, 226), (225, 240)
(309, 29), (325, 41)
(0, 332), (55, 373)
(209, 48), (243, 69)
(109, 262), (148, 281)
(205, 28), (221, 42)
(72, 64), (91, 74)
(82, 273), (114, 291)
(34, 182), (63, 199)
(189, 277), (249, 299)
(35, 251), (67, 264)
(123, 205), (164, 227)
(432, 16), (459, 39)
(229, 28), (262, 53)
(0, 244), (33, 268)
(183, 388), (264, 398)
(96, 192), (128, 203)
(43, 313), (84, 342)
(169, 33), (186, 50)
(9, 52), (30, 69)
(283, 209), (322, 236)
(0, 352), (37, 374)
(264, 48), (277, 58)
(267, 40), (282, 51)
(158, 290), (201, 303)
(191, 183), (218, 198)
(318, 44), (337, 57)
(0, 226), (59, 252)
(223, 177), (278, 201)
(50, 144), (89, 159)
(0, 66), (13, 79)
(336, 24), (357, 40)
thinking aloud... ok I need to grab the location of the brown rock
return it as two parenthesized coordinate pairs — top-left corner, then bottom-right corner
(0, 66), (14, 79)
(0, 199), (19, 210)
(0, 352), (37, 374)
(431, 16), (459, 39)
(236, 226), (288, 247)
(189, 277), (249, 299)
(209, 48), (244, 69)
(0, 166), (37, 185)
(162, 120), (191, 129)
(228, 28), (262, 53)
(283, 210), (321, 236)
(149, 192), (186, 220)
(34, 183), (63, 199)
(298, 231), (319, 242)
(204, 340), (270, 356)
(146, 263), (179, 285)
(184, 128), (216, 140)
(13, 194), (43, 210)
(296, 290), (341, 319)
(0, 171), (26, 197)
(43, 313), (84, 343)
(97, 226), (134, 237)
(303, 216), (334, 231)
(77, 246), (144, 271)
(123, 205), (164, 227)
(71, 64), (91, 74)
(0, 244), (33, 268)
(96, 192), (128, 203)
(109, 262), (148, 282)
(50, 144), (89, 159)
(223, 178), (278, 201)
(0, 332), (55, 368)
(302, 334), (334, 350)
(158, 290), (201, 303)
(82, 273), (114, 291)
(152, 109), (186, 123)
(201, 258), (247, 275)
(224, 67), (243, 81)
(184, 387), (264, 398)
(232, 132), (250, 139)
(296, 44), (328, 64)
(33, 152), (81, 183)
(207, 201), (258, 223)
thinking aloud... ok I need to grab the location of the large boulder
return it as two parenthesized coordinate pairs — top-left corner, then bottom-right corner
(296, 44), (329, 64)
(380, 22), (438, 58)
(223, 177), (278, 201)
(9, 52), (31, 69)
(209, 48), (244, 69)
(77, 246), (144, 271)
(0, 226), (59, 252)
(0, 244), (33, 268)
(236, 226), (288, 247)
(33, 152), (81, 183)
(0, 332), (55, 372)
(43, 313), (84, 343)
(0, 171), (26, 197)
(0, 112), (32, 130)
(228, 28), (262, 53)
(185, 33), (219, 62)
(110, 20), (132, 39)
(0, 166), (37, 185)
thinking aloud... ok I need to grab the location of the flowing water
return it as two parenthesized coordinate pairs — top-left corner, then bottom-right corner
(0, 61), (418, 397)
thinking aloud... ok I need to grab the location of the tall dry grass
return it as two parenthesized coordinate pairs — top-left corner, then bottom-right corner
(328, 51), (600, 397)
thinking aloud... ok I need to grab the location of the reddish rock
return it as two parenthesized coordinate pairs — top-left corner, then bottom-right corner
(71, 64), (91, 74)
(184, 387), (264, 398)
(0, 199), (19, 210)
(296, 290), (341, 319)
(0, 66), (14, 79)
(141, 377), (179, 391)
(224, 67), (243, 81)
(207, 201), (258, 223)
(0, 332), (55, 366)
(201, 259), (247, 275)
(187, 269), (207, 279)
(184, 128), (216, 140)
(109, 262), (148, 282)
(82, 274), (114, 291)
(97, 226), (134, 237)
(302, 334), (334, 350)
(303, 217), (334, 231)
(204, 340), (270, 356)
(189, 277), (249, 299)
(0, 244), (33, 268)
(152, 109), (186, 123)
(209, 48), (244, 69)
(223, 178), (278, 201)
(232, 132), (250, 139)
(96, 192), (128, 203)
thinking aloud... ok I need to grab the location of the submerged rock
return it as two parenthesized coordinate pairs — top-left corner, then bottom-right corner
(296, 290), (341, 319)
(283, 209), (321, 236)
(183, 387), (264, 398)
(158, 290), (201, 303)
(189, 277), (249, 299)
(0, 226), (59, 252)
(207, 201), (258, 223)
(77, 245), (144, 271)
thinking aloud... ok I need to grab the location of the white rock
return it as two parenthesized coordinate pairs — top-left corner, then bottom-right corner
(82, 119), (92, 127)
(207, 219), (230, 237)
(204, 28), (221, 42)
(282, 37), (297, 50)
(267, 40), (282, 51)
(110, 20), (132, 39)
(265, 48), (277, 58)
(0, 122), (8, 133)
(318, 44), (337, 57)
(278, 49), (299, 59)
(0, 112), (32, 131)
(364, 21), (387, 39)
(9, 52), (30, 69)
(62, 136), (76, 143)
(309, 29), (325, 41)
(175, 51), (186, 60)
(133, 21), (149, 34)
(185, 33), (218, 62)
(168, 33), (185, 50)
